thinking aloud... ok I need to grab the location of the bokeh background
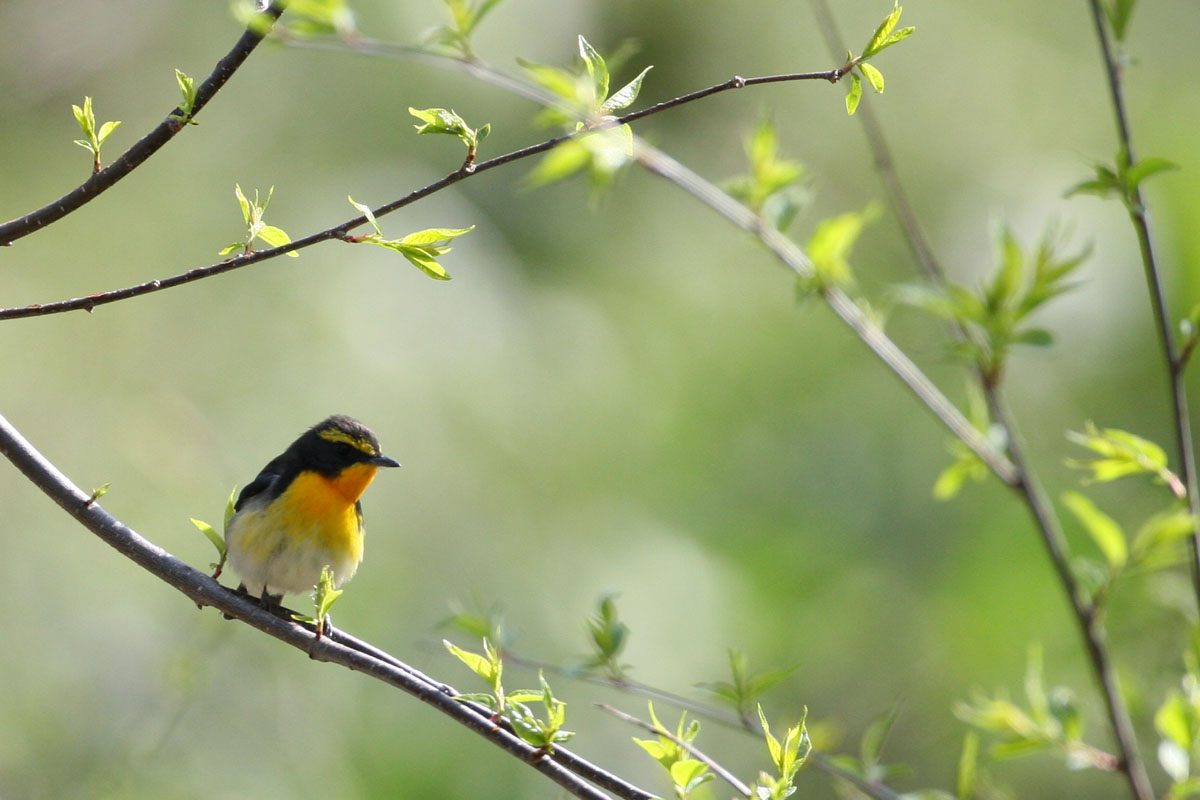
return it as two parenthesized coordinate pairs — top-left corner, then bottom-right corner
(2, 1), (1198, 797)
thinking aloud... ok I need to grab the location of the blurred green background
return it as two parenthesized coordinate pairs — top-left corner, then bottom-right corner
(2, 1), (1198, 797)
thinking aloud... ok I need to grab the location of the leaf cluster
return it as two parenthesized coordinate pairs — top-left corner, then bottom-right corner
(955, 645), (1111, 771)
(631, 704), (713, 800)
(520, 35), (652, 190)
(932, 383), (1005, 501)
(445, 638), (574, 751)
(897, 226), (1087, 383)
(579, 594), (630, 681)
(749, 705), (811, 800)
(290, 565), (344, 637)
(346, 197), (473, 280)
(425, 0), (504, 58)
(843, 2), (915, 115)
(1066, 421), (1186, 498)
(219, 185), (298, 259)
(1059, 424), (1194, 602)
(409, 107), (490, 165)
(190, 487), (237, 572)
(696, 649), (798, 726)
(825, 707), (914, 791)
(1066, 147), (1178, 215)
(169, 69), (199, 128)
(799, 202), (880, 296)
(1155, 645), (1200, 796)
(72, 96), (122, 174)
(721, 117), (808, 232)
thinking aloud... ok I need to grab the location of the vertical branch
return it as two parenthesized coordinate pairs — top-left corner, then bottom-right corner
(1085, 0), (1200, 607)
(809, 3), (1154, 797)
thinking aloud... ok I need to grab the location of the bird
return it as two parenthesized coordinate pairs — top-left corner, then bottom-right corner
(223, 415), (400, 607)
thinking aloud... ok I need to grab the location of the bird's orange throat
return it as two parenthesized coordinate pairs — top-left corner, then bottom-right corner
(326, 462), (379, 503)
(286, 463), (379, 520)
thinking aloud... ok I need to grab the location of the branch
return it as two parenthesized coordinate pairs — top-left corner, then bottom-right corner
(597, 703), (753, 798)
(507, 651), (904, 800)
(0, 411), (656, 800)
(1085, 0), (1200, 611)
(0, 66), (852, 322)
(0, 5), (286, 246)
(809, 4), (1153, 798)
(632, 142), (1018, 485)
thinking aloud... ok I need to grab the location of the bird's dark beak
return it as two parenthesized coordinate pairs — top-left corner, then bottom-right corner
(371, 454), (401, 468)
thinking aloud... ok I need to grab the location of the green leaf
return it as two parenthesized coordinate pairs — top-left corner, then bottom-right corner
(805, 202), (879, 289)
(398, 245), (451, 280)
(257, 225), (298, 256)
(669, 759), (709, 789)
(311, 565), (343, 629)
(175, 68), (197, 112)
(578, 35), (609, 105)
(1131, 510), (1196, 566)
(759, 704), (783, 768)
(860, 707), (898, 768)
(845, 72), (863, 115)
(882, 26), (916, 49)
(444, 639), (501, 687)
(1012, 327), (1053, 347)
(987, 226), (1024, 310)
(1105, 0), (1136, 41)
(399, 226), (475, 245)
(860, 62), (885, 93)
(454, 692), (497, 708)
(1064, 164), (1122, 199)
(601, 65), (653, 112)
(1065, 422), (1181, 495)
(516, 58), (579, 102)
(234, 184), (251, 226)
(73, 96), (95, 136)
(191, 517), (227, 558)
(347, 196), (383, 236)
(1062, 490), (1127, 571)
(864, 2), (904, 57)
(1155, 690), (1192, 751)
(1124, 157), (1179, 190)
(224, 487), (238, 530)
(96, 120), (122, 146)
(525, 139), (592, 187)
(957, 731), (980, 800)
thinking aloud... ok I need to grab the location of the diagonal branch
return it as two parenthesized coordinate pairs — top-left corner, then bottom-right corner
(0, 411), (656, 800)
(0, 66), (853, 322)
(597, 703), (753, 798)
(632, 142), (1017, 484)
(0, 4), (285, 246)
(1084, 0), (1200, 609)
(509, 649), (904, 800)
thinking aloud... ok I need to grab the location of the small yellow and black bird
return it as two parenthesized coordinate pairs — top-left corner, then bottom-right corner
(224, 415), (400, 606)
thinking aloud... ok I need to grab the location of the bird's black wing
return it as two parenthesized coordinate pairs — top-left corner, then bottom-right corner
(233, 453), (289, 511)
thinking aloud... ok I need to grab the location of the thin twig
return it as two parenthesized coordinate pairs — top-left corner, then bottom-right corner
(0, 4), (286, 246)
(505, 651), (902, 800)
(0, 65), (850, 322)
(597, 703), (753, 798)
(0, 412), (658, 800)
(1085, 0), (1200, 612)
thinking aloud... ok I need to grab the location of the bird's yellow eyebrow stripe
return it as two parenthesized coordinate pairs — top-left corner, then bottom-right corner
(318, 428), (377, 456)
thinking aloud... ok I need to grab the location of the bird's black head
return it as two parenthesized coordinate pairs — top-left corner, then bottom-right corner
(291, 415), (400, 476)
